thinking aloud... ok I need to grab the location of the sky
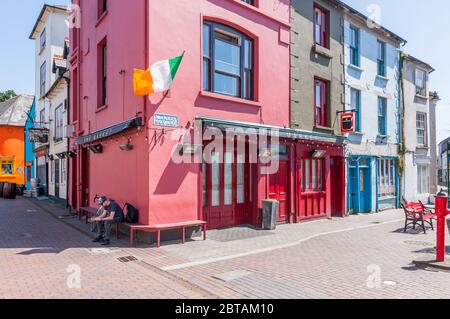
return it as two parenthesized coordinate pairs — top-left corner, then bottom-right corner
(0, 0), (448, 143)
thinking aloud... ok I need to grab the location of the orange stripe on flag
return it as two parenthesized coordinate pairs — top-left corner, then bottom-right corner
(133, 68), (154, 96)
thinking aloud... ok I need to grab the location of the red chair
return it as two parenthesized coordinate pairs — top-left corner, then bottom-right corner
(402, 202), (435, 234)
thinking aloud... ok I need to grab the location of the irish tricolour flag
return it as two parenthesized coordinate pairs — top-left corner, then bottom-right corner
(133, 53), (184, 96)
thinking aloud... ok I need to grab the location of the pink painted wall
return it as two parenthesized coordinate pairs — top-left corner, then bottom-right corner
(146, 0), (290, 224)
(71, 0), (290, 225)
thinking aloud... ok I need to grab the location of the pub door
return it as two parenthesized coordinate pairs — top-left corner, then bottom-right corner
(297, 158), (327, 220)
(268, 160), (289, 223)
(203, 143), (252, 230)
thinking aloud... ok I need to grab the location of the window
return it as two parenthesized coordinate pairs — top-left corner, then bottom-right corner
(203, 21), (254, 100)
(224, 152), (233, 205)
(40, 28), (46, 52)
(351, 88), (361, 132)
(211, 152), (220, 207)
(415, 69), (426, 96)
(98, 40), (107, 107)
(416, 112), (428, 146)
(377, 97), (387, 136)
(302, 159), (323, 192)
(314, 78), (328, 127)
(40, 62), (46, 97)
(98, 0), (107, 18)
(349, 26), (360, 66)
(417, 165), (430, 195)
(378, 159), (396, 197)
(61, 159), (67, 184)
(314, 5), (328, 48)
(377, 40), (386, 77)
(237, 154), (245, 204)
(0, 158), (14, 176)
(54, 104), (64, 141)
(39, 109), (46, 129)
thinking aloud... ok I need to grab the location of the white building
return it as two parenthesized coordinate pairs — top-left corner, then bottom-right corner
(402, 54), (436, 203)
(342, 10), (406, 213)
(30, 5), (69, 202)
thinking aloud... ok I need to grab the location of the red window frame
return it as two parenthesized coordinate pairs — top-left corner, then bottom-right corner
(314, 78), (328, 127)
(314, 4), (329, 48)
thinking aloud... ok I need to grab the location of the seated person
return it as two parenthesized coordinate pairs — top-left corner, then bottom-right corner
(90, 198), (124, 246)
(91, 196), (106, 233)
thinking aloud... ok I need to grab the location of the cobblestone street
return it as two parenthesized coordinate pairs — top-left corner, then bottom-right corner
(1, 197), (450, 299)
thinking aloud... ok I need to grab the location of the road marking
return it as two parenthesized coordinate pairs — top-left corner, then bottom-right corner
(161, 218), (404, 272)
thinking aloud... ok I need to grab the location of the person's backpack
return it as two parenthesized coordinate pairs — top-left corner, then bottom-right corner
(124, 203), (139, 224)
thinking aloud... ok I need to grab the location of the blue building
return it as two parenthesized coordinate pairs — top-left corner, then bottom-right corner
(24, 98), (36, 190)
(342, 9), (406, 213)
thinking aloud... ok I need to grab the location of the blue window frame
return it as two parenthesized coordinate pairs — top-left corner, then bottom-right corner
(350, 88), (361, 132)
(349, 25), (360, 67)
(203, 21), (254, 100)
(377, 40), (386, 77)
(377, 97), (387, 136)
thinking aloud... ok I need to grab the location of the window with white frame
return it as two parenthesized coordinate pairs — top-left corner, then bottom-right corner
(61, 159), (67, 184)
(417, 165), (429, 195)
(378, 159), (396, 197)
(415, 68), (426, 96)
(416, 112), (427, 146)
(51, 160), (55, 183)
(54, 104), (64, 141)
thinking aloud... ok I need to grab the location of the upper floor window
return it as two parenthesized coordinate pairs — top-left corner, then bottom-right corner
(349, 26), (360, 67)
(417, 165), (430, 195)
(98, 40), (107, 107)
(98, 0), (107, 18)
(314, 78), (328, 127)
(54, 104), (64, 141)
(377, 40), (386, 77)
(314, 5), (329, 48)
(416, 112), (428, 146)
(40, 28), (46, 52)
(40, 109), (45, 129)
(415, 68), (426, 96)
(203, 21), (254, 100)
(377, 97), (387, 136)
(40, 62), (46, 97)
(350, 88), (361, 132)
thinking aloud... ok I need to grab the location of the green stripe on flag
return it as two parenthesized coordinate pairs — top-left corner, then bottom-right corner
(169, 55), (184, 80)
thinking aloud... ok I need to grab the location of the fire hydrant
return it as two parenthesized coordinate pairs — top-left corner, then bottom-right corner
(435, 196), (450, 262)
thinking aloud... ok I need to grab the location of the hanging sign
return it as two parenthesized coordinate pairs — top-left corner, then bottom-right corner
(340, 112), (355, 133)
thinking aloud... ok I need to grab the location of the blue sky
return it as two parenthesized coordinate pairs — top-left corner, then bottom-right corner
(0, 0), (448, 142)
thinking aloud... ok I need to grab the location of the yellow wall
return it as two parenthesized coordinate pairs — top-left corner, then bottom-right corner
(0, 126), (25, 185)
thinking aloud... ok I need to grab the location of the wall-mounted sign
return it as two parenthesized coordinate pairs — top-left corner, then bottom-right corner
(28, 128), (49, 144)
(154, 114), (179, 128)
(340, 113), (355, 133)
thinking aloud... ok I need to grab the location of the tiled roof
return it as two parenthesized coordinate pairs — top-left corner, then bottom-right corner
(0, 95), (34, 127)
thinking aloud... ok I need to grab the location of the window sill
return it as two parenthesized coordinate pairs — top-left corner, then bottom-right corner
(199, 91), (261, 107)
(376, 74), (389, 82)
(313, 44), (333, 59)
(348, 64), (363, 73)
(314, 125), (334, 132)
(416, 145), (429, 150)
(96, 105), (108, 113)
(95, 11), (109, 27)
(415, 93), (428, 100)
(350, 131), (364, 136)
(229, 0), (290, 27)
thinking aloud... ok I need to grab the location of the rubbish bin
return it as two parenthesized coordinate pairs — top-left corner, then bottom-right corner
(262, 200), (279, 230)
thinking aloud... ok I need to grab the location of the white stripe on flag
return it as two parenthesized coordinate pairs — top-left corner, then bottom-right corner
(150, 60), (173, 93)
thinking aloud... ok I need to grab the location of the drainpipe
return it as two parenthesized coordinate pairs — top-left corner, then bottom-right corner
(62, 75), (71, 210)
(398, 51), (407, 204)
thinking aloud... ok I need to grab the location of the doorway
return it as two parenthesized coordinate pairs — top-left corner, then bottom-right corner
(268, 160), (289, 223)
(54, 159), (60, 199)
(348, 157), (372, 214)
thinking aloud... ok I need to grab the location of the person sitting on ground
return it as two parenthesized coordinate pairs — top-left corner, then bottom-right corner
(91, 196), (106, 233)
(90, 198), (124, 246)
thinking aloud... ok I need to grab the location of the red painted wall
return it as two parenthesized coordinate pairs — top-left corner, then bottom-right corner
(70, 0), (291, 225)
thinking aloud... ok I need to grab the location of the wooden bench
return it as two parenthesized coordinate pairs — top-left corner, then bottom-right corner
(125, 220), (207, 248)
(402, 202), (436, 234)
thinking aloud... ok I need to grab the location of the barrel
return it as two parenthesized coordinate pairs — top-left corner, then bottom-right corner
(3, 183), (17, 199)
(0, 182), (4, 198)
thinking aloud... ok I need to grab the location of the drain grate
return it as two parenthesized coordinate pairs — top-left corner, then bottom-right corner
(118, 256), (138, 263)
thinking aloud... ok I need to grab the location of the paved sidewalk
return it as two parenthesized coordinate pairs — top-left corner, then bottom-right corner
(2, 197), (450, 299)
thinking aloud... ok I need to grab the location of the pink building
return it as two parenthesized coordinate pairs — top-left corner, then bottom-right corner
(69, 0), (305, 232)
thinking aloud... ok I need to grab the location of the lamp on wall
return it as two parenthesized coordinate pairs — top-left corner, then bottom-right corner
(311, 150), (326, 158)
(89, 144), (103, 154)
(119, 139), (134, 151)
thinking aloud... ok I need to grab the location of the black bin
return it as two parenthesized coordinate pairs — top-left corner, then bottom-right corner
(262, 200), (279, 230)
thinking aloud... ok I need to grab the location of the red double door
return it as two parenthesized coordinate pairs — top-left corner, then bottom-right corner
(203, 144), (254, 230)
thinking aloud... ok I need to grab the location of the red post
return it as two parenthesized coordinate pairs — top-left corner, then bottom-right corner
(435, 196), (449, 262)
